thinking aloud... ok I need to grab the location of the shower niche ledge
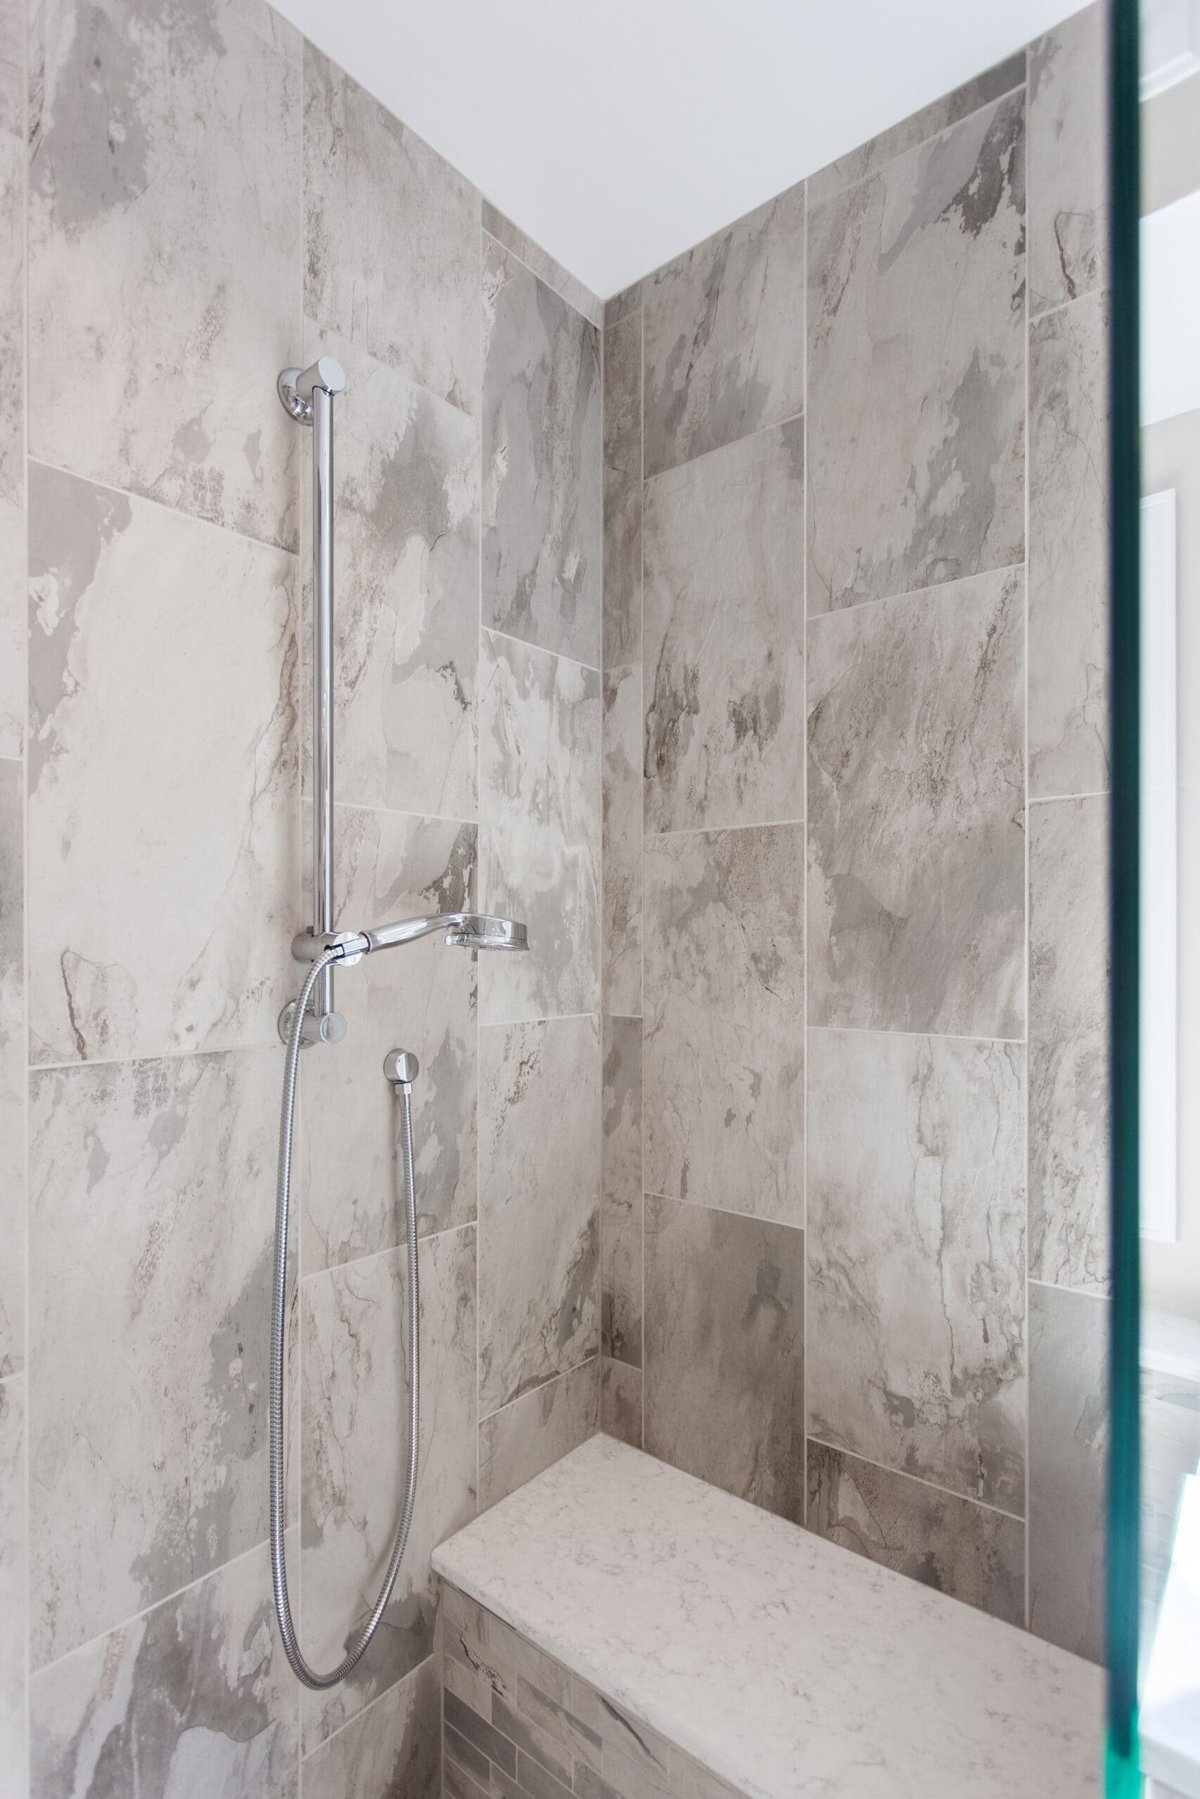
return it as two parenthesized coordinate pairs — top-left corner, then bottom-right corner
(433, 1435), (1102, 1799)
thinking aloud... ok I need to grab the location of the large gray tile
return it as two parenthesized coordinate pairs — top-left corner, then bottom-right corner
(1028, 1283), (1108, 1662)
(478, 631), (601, 1025)
(806, 1440), (1025, 1627)
(0, 125), (23, 759)
(807, 52), (1026, 207)
(807, 91), (1025, 613)
(602, 1015), (642, 1368)
(807, 569), (1025, 1037)
(300, 809), (477, 1272)
(807, 1029), (1026, 1514)
(642, 184), (805, 477)
(29, 0), (301, 548)
(27, 464), (298, 1064)
(478, 1016), (600, 1417)
(1029, 796), (1110, 1291)
(644, 1196), (804, 1519)
(603, 310), (643, 671)
(29, 1538), (298, 1798)
(301, 1658), (440, 1799)
(0, 1376), (25, 1794)
(28, 1048), (281, 1667)
(601, 1359), (643, 1451)
(1029, 290), (1110, 799)
(0, 760), (21, 1377)
(482, 238), (602, 667)
(482, 201), (603, 328)
(305, 44), (480, 413)
(643, 421), (805, 833)
(300, 1222), (476, 1750)
(0, 0), (21, 136)
(300, 321), (478, 822)
(1028, 5), (1108, 317)
(602, 665), (642, 1017)
(478, 1359), (600, 1511)
(643, 825), (804, 1223)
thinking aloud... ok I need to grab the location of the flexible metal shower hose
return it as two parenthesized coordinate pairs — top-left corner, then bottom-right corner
(269, 946), (421, 1690)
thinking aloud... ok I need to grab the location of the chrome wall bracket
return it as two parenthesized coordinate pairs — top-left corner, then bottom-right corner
(279, 355), (348, 1046)
(277, 356), (346, 426)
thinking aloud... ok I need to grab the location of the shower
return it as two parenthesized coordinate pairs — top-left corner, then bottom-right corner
(270, 358), (526, 1691)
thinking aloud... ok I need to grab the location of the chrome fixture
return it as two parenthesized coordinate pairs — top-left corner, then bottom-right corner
(271, 348), (527, 1693)
(278, 355), (347, 1046)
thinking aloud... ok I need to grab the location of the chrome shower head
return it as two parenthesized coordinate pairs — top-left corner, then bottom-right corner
(444, 915), (527, 952)
(353, 911), (528, 956)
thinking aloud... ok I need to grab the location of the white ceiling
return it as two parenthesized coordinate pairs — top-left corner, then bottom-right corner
(276, 0), (1088, 298)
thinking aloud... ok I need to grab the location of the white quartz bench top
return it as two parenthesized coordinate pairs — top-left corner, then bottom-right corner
(432, 1434), (1103, 1799)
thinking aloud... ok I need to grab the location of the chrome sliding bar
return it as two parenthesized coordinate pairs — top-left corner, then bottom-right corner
(277, 356), (347, 1044)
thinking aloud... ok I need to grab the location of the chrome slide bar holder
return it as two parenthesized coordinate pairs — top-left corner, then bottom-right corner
(277, 356), (348, 1048)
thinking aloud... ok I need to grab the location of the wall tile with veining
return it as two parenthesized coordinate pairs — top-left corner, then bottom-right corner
(807, 568), (1025, 1038)
(603, 309), (643, 670)
(643, 421), (805, 834)
(304, 45), (480, 414)
(1030, 796), (1110, 1291)
(806, 1439), (1025, 1627)
(27, 464), (298, 1065)
(0, 761), (22, 1378)
(0, 1377), (25, 1794)
(30, 1538), (298, 1798)
(478, 631), (600, 1025)
(300, 322), (479, 822)
(644, 825), (804, 1223)
(478, 1016), (600, 1418)
(301, 1656), (441, 1799)
(28, 1049), (283, 1668)
(601, 1359), (643, 1450)
(482, 201), (603, 328)
(479, 1358), (600, 1511)
(301, 1223), (476, 1751)
(642, 183), (805, 477)
(807, 1028), (1027, 1514)
(603, 665), (642, 1017)
(1028, 1282), (1108, 1662)
(0, 124), (23, 759)
(807, 91), (1025, 613)
(0, 0), (22, 135)
(29, 0), (301, 548)
(1028, 5), (1108, 316)
(807, 51), (1026, 207)
(1029, 289), (1110, 800)
(482, 238), (602, 667)
(644, 1196), (804, 1519)
(602, 1015), (642, 1369)
(300, 808), (476, 1272)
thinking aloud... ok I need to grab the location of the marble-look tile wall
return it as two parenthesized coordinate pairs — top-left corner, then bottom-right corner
(3, 0), (603, 1793)
(600, 3), (1111, 1662)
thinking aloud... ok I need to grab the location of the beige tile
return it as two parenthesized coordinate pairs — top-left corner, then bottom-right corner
(643, 825), (804, 1223)
(644, 1196), (804, 1519)
(807, 1028), (1026, 1513)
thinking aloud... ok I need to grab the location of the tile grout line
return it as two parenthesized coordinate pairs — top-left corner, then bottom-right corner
(643, 403), (805, 488)
(482, 219), (603, 331)
(299, 1649), (437, 1765)
(300, 1218), (478, 1289)
(801, 172), (810, 1529)
(477, 1350), (603, 1432)
(806, 558), (1028, 627)
(26, 453), (302, 561)
(21, 8), (30, 1781)
(1022, 53), (1033, 1632)
(483, 621), (602, 680)
(644, 1191), (804, 1234)
(806, 1435), (1028, 1527)
(475, 213), (485, 1545)
(638, 267), (647, 1454)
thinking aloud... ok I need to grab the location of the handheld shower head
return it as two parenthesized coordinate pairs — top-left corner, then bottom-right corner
(443, 915), (527, 952)
(358, 912), (528, 955)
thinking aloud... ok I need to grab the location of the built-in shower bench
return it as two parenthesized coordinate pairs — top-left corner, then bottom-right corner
(432, 1434), (1102, 1799)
